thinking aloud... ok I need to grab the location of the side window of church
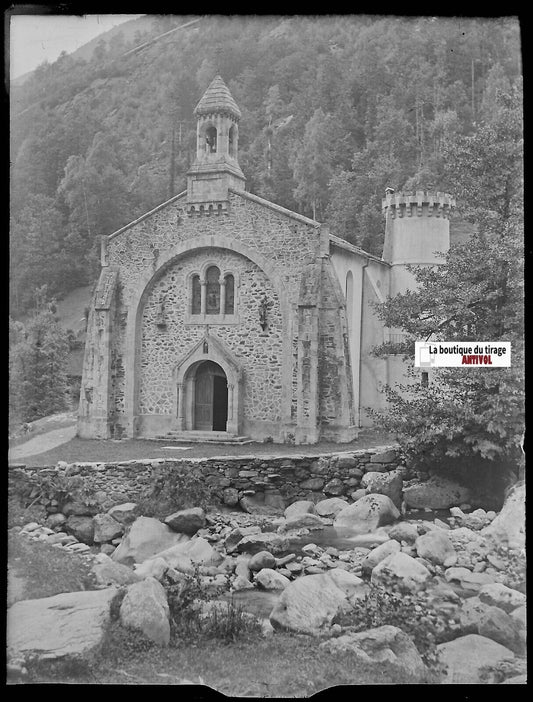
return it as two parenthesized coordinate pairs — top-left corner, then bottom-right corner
(192, 275), (201, 314)
(225, 274), (235, 314)
(206, 266), (221, 314)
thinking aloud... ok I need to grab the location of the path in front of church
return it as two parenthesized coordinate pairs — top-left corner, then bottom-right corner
(9, 425), (78, 462)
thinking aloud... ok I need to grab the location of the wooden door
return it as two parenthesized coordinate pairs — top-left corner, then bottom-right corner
(212, 374), (228, 431)
(194, 367), (213, 430)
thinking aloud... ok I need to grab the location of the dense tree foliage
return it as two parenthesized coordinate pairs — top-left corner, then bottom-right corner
(9, 289), (70, 424)
(10, 15), (521, 315)
(370, 81), (524, 466)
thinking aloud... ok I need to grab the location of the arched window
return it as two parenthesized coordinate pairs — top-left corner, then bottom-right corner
(345, 271), (354, 332)
(228, 124), (237, 158)
(191, 275), (201, 314)
(206, 266), (221, 314)
(225, 274), (235, 314)
(205, 126), (217, 153)
(189, 267), (237, 319)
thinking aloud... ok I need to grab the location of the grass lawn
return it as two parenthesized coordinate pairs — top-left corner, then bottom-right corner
(12, 428), (397, 467)
(25, 623), (435, 691)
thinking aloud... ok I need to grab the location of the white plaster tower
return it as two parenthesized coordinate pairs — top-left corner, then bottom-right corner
(382, 190), (455, 295)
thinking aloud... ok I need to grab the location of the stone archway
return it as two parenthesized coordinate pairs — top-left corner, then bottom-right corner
(124, 234), (291, 437)
(173, 333), (243, 435)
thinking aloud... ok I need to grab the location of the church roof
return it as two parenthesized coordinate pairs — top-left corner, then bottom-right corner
(194, 75), (242, 120)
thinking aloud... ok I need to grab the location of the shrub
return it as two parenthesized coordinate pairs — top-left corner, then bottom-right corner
(137, 465), (216, 518)
(337, 585), (457, 668)
(165, 568), (261, 644)
(9, 469), (98, 513)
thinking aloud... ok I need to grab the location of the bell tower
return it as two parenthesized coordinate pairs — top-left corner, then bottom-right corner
(186, 75), (246, 213)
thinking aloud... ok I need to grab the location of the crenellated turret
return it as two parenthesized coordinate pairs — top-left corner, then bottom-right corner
(382, 190), (455, 295)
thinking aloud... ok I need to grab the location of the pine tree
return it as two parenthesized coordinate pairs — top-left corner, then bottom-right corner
(370, 83), (524, 469)
(10, 289), (70, 423)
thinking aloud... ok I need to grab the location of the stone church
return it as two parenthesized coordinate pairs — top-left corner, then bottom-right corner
(78, 76), (454, 444)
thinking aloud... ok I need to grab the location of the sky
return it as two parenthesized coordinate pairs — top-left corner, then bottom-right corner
(9, 13), (144, 79)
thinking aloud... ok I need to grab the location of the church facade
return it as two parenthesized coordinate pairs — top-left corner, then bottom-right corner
(78, 76), (454, 444)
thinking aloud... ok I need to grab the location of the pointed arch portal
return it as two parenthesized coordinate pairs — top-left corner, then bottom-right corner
(193, 361), (228, 431)
(173, 333), (243, 435)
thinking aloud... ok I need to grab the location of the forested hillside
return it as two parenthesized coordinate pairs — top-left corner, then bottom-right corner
(10, 15), (521, 316)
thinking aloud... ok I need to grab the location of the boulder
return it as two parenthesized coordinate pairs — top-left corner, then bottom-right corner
(299, 478), (325, 491)
(282, 513), (325, 531)
(388, 522), (419, 544)
(248, 551), (276, 572)
(320, 625), (426, 679)
(314, 498), (349, 518)
(284, 500), (315, 520)
(236, 532), (290, 555)
(458, 596), (493, 634)
(415, 531), (457, 566)
(239, 495), (281, 515)
(371, 552), (431, 593)
(62, 500), (98, 517)
(478, 606), (525, 654)
(133, 557), (170, 581)
(224, 526), (261, 553)
(153, 537), (222, 570)
(350, 489), (367, 502)
(164, 507), (206, 536)
(263, 490), (286, 511)
(334, 494), (400, 534)
(482, 483), (525, 550)
(323, 478), (345, 496)
(7, 588), (118, 663)
(111, 516), (189, 566)
(254, 568), (291, 590)
(119, 577), (170, 646)
(437, 634), (515, 684)
(64, 515), (94, 544)
(361, 539), (401, 574)
(107, 503), (138, 525)
(222, 488), (239, 507)
(511, 605), (526, 630)
(444, 567), (496, 591)
(361, 470), (403, 509)
(93, 513), (124, 543)
(269, 568), (366, 634)
(403, 476), (470, 510)
(478, 584), (526, 613)
(501, 674), (527, 684)
(91, 554), (142, 587)
(232, 574), (254, 591)
(46, 513), (67, 529)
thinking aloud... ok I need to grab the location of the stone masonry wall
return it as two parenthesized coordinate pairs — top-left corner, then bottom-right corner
(107, 191), (319, 310)
(9, 446), (401, 509)
(139, 247), (283, 420)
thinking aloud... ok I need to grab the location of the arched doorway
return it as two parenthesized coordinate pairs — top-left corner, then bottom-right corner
(194, 361), (228, 431)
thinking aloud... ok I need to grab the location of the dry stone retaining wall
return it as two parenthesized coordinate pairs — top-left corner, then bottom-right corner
(9, 446), (402, 509)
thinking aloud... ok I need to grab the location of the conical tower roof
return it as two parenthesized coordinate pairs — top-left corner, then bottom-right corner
(194, 75), (242, 120)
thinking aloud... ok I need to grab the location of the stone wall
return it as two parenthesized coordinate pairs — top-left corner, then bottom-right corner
(138, 247), (284, 422)
(9, 446), (402, 510)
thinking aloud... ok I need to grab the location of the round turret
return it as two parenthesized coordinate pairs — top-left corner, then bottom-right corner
(382, 190), (455, 295)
